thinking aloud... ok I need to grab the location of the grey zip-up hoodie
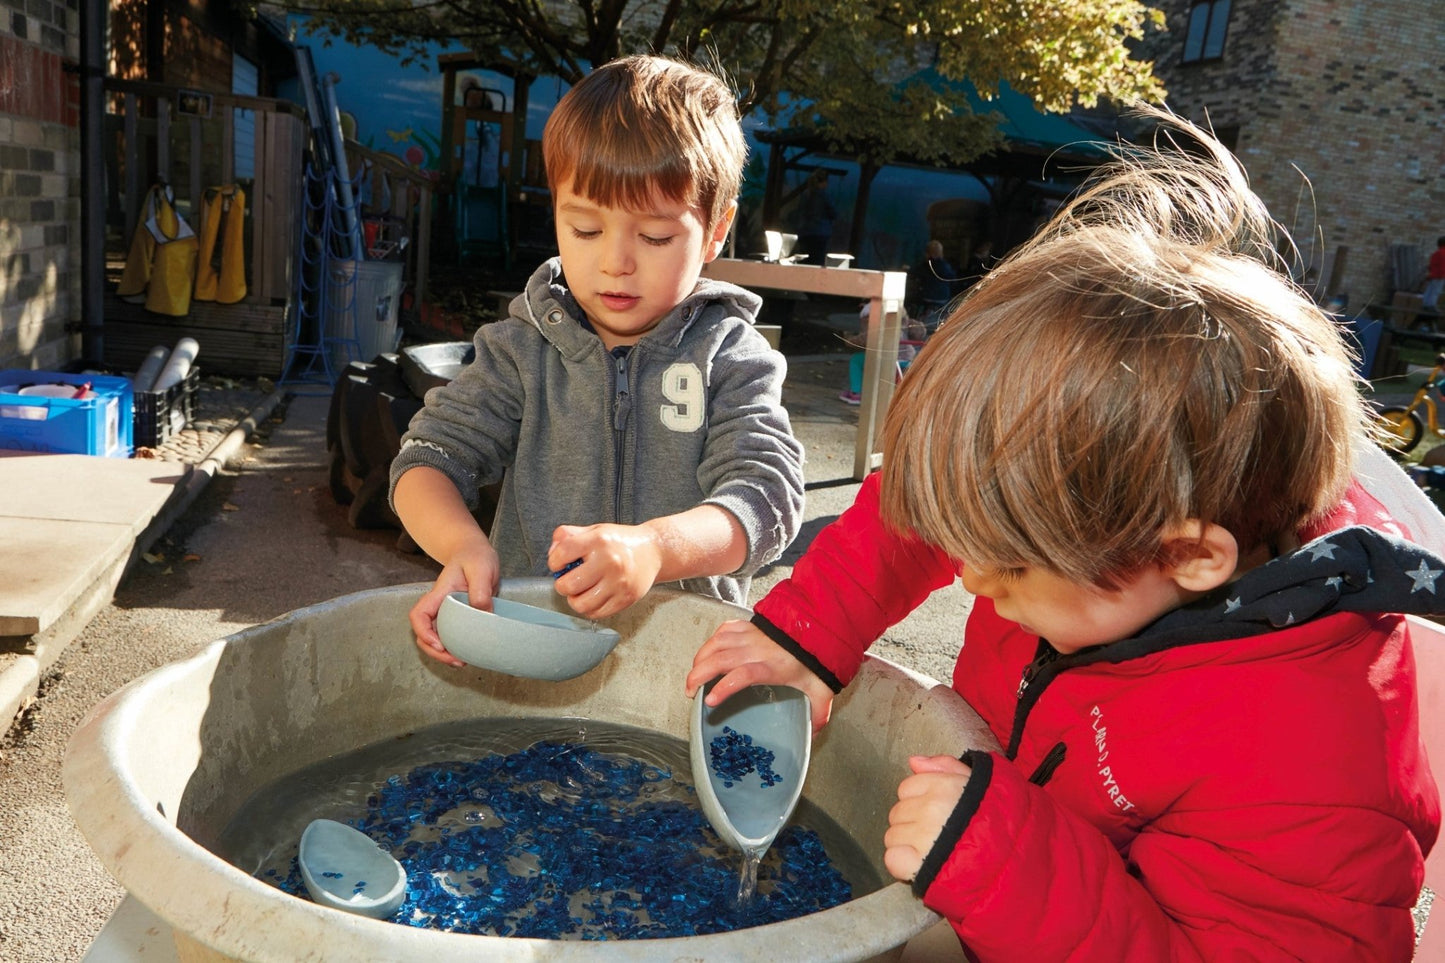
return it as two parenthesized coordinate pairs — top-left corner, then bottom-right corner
(388, 257), (806, 605)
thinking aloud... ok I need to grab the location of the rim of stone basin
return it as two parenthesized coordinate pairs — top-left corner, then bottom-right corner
(63, 583), (978, 962)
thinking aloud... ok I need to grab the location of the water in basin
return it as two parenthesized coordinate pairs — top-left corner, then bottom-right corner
(216, 717), (879, 940)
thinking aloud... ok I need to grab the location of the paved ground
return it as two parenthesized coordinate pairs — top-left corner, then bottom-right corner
(0, 375), (283, 727)
(0, 345), (974, 961)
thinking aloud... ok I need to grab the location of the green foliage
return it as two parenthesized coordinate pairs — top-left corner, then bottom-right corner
(258, 0), (1167, 167)
(909, 0), (1168, 112)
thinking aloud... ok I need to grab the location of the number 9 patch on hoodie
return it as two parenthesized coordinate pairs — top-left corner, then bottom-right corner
(660, 362), (705, 432)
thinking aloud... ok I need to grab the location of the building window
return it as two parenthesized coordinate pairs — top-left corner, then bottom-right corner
(1182, 0), (1231, 63)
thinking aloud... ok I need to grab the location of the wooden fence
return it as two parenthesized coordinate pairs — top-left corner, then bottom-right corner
(99, 79), (434, 378)
(341, 140), (433, 313)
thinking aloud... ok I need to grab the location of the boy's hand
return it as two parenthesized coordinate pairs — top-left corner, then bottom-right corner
(685, 619), (836, 732)
(549, 523), (663, 620)
(883, 755), (973, 883)
(410, 543), (501, 668)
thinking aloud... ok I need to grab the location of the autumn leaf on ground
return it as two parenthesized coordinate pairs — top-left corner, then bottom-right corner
(222, 502), (240, 512)
(183, 554), (201, 563)
(142, 552), (164, 564)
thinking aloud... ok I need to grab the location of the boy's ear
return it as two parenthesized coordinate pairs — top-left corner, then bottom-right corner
(702, 200), (738, 263)
(1161, 520), (1239, 593)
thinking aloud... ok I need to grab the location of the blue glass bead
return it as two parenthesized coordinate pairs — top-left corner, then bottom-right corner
(262, 739), (850, 938)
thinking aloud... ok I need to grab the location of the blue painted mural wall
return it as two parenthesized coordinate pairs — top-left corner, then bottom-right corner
(279, 16), (989, 271)
(278, 16), (563, 178)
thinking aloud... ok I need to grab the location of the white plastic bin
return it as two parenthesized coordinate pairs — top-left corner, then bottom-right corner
(326, 259), (404, 363)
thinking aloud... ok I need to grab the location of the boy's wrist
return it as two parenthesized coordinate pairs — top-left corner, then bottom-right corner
(750, 612), (845, 692)
(634, 518), (674, 582)
(911, 751), (992, 900)
(438, 531), (495, 567)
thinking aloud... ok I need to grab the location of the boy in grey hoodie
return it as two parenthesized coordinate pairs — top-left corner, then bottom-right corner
(389, 55), (805, 667)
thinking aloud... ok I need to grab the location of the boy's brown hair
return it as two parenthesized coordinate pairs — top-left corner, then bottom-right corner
(542, 55), (745, 231)
(880, 109), (1368, 589)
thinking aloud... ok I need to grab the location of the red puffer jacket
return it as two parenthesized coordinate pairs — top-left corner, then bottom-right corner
(754, 474), (1440, 961)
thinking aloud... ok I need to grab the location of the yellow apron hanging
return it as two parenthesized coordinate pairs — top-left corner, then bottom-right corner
(193, 184), (247, 304)
(115, 183), (199, 317)
(115, 186), (161, 302)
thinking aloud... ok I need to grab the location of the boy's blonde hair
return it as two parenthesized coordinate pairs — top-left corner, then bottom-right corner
(880, 109), (1368, 589)
(542, 55), (745, 231)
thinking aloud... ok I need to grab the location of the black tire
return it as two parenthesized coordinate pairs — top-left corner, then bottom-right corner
(1378, 406), (1424, 454)
(327, 442), (356, 506)
(323, 344), (494, 542)
(347, 466), (400, 530)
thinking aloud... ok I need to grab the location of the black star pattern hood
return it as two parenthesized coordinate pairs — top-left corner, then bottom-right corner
(1139, 525), (1445, 646)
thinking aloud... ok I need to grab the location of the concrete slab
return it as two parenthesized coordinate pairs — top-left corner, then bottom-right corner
(0, 390), (281, 724)
(0, 651), (38, 718)
(0, 452), (190, 636)
(0, 517), (135, 636)
(0, 451), (187, 531)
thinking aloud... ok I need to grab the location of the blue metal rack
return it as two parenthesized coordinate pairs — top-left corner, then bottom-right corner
(281, 163), (366, 389)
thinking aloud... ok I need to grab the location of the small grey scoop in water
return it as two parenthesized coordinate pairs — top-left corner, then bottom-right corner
(298, 818), (408, 919)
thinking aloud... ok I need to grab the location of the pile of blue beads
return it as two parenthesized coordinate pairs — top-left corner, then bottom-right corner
(260, 740), (851, 938)
(709, 726), (782, 789)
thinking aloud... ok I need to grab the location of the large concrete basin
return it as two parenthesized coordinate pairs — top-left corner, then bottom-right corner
(65, 580), (998, 962)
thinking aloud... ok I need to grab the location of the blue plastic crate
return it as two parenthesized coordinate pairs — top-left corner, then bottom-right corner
(0, 370), (133, 457)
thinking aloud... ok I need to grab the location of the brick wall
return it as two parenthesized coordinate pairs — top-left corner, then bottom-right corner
(1143, 0), (1445, 310)
(0, 0), (80, 371)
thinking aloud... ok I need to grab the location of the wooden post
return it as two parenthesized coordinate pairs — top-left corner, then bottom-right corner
(700, 259), (906, 479)
(278, 112), (303, 312)
(187, 114), (201, 218)
(123, 93), (139, 235)
(101, 79), (310, 373)
(416, 182), (432, 311)
(763, 141), (786, 227)
(156, 97), (170, 185)
(220, 104), (234, 185)
(253, 110), (272, 302)
(439, 65), (458, 193)
(509, 74), (531, 189)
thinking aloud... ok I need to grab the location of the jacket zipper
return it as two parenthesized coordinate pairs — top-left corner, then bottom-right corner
(1027, 742), (1067, 786)
(1016, 643), (1060, 699)
(1006, 640), (1063, 757)
(611, 348), (632, 522)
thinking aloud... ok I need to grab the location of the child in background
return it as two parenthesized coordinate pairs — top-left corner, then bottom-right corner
(905, 239), (959, 332)
(688, 109), (1442, 959)
(838, 300), (927, 405)
(392, 55), (804, 667)
(1424, 235), (1445, 310)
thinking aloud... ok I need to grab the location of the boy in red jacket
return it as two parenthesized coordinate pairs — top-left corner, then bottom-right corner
(688, 111), (1443, 961)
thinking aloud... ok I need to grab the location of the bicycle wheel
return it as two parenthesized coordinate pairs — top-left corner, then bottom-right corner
(1377, 407), (1424, 454)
